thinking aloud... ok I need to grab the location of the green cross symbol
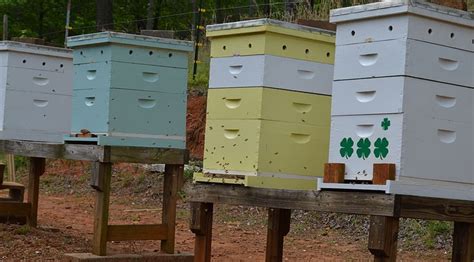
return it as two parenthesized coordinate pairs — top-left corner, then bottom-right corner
(381, 118), (391, 131)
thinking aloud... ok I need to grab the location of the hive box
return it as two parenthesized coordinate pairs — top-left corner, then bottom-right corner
(64, 32), (193, 148)
(206, 19), (335, 63)
(0, 41), (72, 143)
(195, 87), (331, 190)
(333, 38), (473, 87)
(329, 77), (472, 182)
(331, 0), (474, 87)
(209, 55), (333, 95)
(319, 0), (474, 200)
(206, 87), (331, 125)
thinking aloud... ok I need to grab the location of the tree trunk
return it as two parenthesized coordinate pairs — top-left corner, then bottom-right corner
(146, 0), (156, 30)
(263, 0), (270, 16)
(284, 0), (297, 15)
(96, 0), (114, 31)
(38, 0), (45, 38)
(248, 0), (256, 17)
(215, 0), (224, 23)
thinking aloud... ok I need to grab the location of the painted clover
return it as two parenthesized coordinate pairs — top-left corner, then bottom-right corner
(381, 118), (391, 131)
(339, 137), (354, 159)
(374, 137), (389, 160)
(356, 138), (371, 160)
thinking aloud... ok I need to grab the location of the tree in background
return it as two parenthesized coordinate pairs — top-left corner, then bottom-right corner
(96, 0), (113, 31)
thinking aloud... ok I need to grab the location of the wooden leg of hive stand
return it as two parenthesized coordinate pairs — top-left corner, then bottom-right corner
(26, 157), (45, 228)
(266, 208), (291, 262)
(368, 216), (399, 262)
(92, 161), (112, 256)
(452, 222), (474, 262)
(190, 202), (213, 262)
(161, 164), (182, 254)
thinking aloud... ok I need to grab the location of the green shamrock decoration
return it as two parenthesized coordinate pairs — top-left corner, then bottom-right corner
(356, 138), (371, 160)
(374, 137), (389, 160)
(339, 137), (354, 159)
(381, 118), (391, 131)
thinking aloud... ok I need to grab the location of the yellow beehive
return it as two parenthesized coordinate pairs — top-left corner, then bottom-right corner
(199, 118), (330, 189)
(206, 19), (335, 64)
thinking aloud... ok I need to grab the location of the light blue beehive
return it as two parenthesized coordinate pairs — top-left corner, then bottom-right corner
(64, 32), (193, 148)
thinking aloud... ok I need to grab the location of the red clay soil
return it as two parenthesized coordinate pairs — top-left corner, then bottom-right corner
(0, 193), (449, 261)
(186, 94), (207, 160)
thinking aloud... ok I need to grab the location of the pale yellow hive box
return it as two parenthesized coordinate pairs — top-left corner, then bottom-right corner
(206, 87), (331, 125)
(206, 18), (336, 64)
(197, 118), (330, 190)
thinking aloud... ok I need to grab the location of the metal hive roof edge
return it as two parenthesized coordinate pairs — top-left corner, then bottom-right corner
(330, 0), (474, 27)
(0, 41), (72, 58)
(67, 31), (194, 52)
(206, 18), (336, 36)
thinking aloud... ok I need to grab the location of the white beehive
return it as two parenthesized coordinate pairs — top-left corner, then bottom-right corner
(319, 0), (474, 201)
(0, 41), (72, 142)
(209, 55), (333, 95)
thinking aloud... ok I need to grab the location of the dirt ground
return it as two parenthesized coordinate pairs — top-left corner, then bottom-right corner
(0, 188), (449, 261)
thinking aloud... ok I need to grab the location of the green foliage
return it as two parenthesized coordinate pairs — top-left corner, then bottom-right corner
(14, 156), (28, 169)
(14, 225), (31, 235)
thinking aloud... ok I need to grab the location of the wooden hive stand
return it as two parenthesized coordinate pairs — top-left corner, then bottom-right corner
(0, 140), (193, 262)
(187, 163), (474, 262)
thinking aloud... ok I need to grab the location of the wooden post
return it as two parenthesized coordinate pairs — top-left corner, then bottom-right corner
(161, 164), (182, 253)
(6, 154), (15, 182)
(323, 163), (345, 183)
(92, 161), (112, 256)
(26, 157), (45, 228)
(368, 216), (399, 262)
(190, 202), (213, 262)
(266, 208), (291, 262)
(0, 163), (4, 185)
(452, 222), (474, 262)
(372, 164), (396, 185)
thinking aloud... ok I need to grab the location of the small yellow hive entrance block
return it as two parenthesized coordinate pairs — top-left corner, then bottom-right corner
(206, 19), (335, 64)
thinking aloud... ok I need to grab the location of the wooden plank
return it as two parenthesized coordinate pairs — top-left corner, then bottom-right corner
(161, 164), (182, 253)
(372, 164), (396, 185)
(397, 195), (474, 223)
(26, 157), (45, 227)
(296, 19), (336, 31)
(452, 222), (474, 262)
(63, 252), (194, 262)
(0, 140), (187, 164)
(106, 224), (168, 241)
(0, 202), (31, 216)
(92, 162), (112, 256)
(265, 208), (291, 262)
(368, 216), (399, 262)
(190, 202), (213, 262)
(109, 147), (188, 164)
(323, 163), (345, 183)
(1, 182), (25, 202)
(186, 183), (396, 216)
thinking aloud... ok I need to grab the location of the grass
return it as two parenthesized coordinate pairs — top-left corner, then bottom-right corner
(15, 225), (31, 235)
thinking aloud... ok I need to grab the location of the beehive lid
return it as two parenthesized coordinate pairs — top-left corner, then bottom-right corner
(0, 41), (72, 58)
(67, 31), (194, 52)
(330, 0), (474, 27)
(206, 18), (335, 41)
